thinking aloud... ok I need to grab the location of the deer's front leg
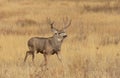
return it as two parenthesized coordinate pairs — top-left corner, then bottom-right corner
(40, 53), (49, 70)
(56, 52), (66, 77)
(56, 52), (63, 64)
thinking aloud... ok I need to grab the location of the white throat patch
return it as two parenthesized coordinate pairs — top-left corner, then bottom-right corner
(57, 38), (62, 42)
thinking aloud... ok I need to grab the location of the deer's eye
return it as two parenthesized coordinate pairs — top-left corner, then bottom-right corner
(55, 33), (57, 34)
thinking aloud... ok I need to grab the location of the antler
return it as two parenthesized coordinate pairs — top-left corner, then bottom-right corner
(46, 17), (58, 33)
(62, 17), (71, 30)
(46, 17), (54, 28)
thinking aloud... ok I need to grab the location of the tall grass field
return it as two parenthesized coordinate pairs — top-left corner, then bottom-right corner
(0, 0), (120, 78)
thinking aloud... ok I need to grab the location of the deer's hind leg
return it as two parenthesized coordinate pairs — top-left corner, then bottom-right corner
(24, 50), (35, 63)
(24, 51), (31, 62)
(31, 52), (35, 63)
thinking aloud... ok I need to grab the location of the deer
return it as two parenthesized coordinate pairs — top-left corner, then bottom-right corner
(24, 17), (71, 70)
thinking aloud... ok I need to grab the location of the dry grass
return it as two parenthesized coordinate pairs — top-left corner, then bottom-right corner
(0, 0), (120, 78)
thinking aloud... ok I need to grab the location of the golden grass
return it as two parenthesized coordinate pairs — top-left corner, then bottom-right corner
(0, 0), (120, 78)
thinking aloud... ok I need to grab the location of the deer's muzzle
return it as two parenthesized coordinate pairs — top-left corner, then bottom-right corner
(63, 35), (67, 38)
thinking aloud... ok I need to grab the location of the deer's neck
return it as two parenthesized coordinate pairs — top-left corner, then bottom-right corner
(49, 36), (63, 51)
(52, 36), (63, 45)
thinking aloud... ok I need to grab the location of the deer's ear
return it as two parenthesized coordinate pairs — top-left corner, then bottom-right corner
(51, 28), (58, 33)
(51, 26), (58, 33)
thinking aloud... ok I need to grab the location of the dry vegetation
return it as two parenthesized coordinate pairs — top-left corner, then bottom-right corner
(0, 0), (120, 78)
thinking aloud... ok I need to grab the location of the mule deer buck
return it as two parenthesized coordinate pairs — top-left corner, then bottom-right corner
(24, 17), (71, 69)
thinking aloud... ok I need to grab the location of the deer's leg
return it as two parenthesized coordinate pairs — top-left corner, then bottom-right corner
(24, 51), (35, 63)
(43, 54), (48, 66)
(31, 52), (35, 63)
(56, 52), (66, 77)
(40, 54), (49, 70)
(43, 54), (47, 65)
(56, 52), (65, 71)
(24, 51), (31, 62)
(56, 52), (63, 63)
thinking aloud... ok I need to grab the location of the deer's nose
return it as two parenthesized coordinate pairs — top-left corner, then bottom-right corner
(63, 35), (67, 38)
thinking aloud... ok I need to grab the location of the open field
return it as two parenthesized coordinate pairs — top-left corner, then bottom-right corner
(0, 0), (120, 78)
